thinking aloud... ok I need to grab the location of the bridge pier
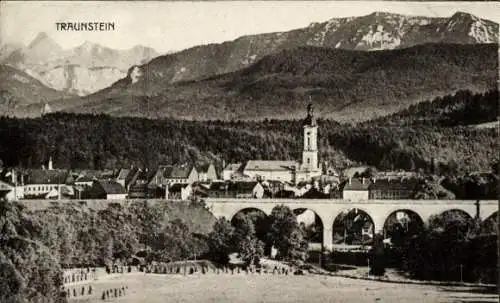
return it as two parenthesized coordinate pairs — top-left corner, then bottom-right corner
(371, 214), (387, 236)
(322, 227), (333, 251)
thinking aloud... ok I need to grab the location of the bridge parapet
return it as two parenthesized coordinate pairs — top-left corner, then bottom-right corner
(205, 198), (498, 206)
(207, 198), (498, 251)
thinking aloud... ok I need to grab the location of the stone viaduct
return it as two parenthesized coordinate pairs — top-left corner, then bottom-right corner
(206, 198), (498, 251)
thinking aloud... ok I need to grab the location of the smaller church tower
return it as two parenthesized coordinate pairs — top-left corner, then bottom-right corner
(302, 103), (319, 171)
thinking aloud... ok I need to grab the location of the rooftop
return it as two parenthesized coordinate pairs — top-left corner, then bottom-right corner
(98, 180), (127, 195)
(343, 178), (371, 191)
(224, 163), (242, 171)
(369, 178), (420, 190)
(117, 168), (131, 180)
(244, 160), (298, 171)
(24, 169), (70, 185)
(159, 164), (194, 179)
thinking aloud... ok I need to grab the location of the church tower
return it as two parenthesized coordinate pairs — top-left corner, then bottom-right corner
(302, 103), (319, 171)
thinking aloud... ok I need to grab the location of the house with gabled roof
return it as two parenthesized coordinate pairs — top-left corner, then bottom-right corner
(196, 163), (218, 182)
(127, 169), (157, 199)
(342, 177), (371, 201)
(116, 167), (140, 190)
(150, 164), (199, 186)
(84, 180), (127, 200)
(23, 169), (72, 199)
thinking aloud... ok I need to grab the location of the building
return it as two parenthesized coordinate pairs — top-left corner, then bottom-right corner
(242, 160), (298, 183)
(127, 169), (157, 199)
(116, 167), (140, 190)
(150, 164), (199, 186)
(299, 103), (320, 174)
(204, 181), (265, 198)
(84, 180), (127, 200)
(237, 104), (322, 184)
(222, 163), (243, 181)
(0, 170), (24, 200)
(166, 183), (193, 200)
(369, 178), (420, 199)
(74, 175), (94, 188)
(0, 180), (24, 201)
(23, 169), (71, 199)
(342, 178), (370, 201)
(196, 164), (218, 182)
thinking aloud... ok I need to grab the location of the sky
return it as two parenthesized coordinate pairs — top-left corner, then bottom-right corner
(1, 1), (499, 54)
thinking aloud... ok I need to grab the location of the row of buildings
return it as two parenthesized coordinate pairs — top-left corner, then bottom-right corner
(0, 160), (421, 201)
(0, 159), (218, 201)
(0, 104), (423, 202)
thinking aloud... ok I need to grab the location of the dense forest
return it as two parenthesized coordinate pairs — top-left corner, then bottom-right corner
(0, 89), (497, 176)
(0, 199), (215, 302)
(385, 210), (498, 284)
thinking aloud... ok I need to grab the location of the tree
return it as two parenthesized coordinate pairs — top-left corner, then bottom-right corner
(268, 205), (308, 262)
(208, 218), (235, 265)
(0, 200), (65, 302)
(230, 213), (267, 266)
(159, 219), (193, 261)
(400, 210), (481, 282)
(414, 178), (456, 200)
(238, 237), (265, 266)
(369, 233), (386, 276)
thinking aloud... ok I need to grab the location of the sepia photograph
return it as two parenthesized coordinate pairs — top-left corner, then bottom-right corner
(0, 1), (499, 302)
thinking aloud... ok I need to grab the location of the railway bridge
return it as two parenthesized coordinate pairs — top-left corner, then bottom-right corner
(206, 198), (498, 251)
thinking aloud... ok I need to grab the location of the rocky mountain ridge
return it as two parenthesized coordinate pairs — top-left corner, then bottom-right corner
(116, 11), (497, 88)
(1, 33), (159, 96)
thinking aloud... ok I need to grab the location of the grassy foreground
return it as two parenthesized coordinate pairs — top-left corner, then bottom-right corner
(73, 272), (498, 303)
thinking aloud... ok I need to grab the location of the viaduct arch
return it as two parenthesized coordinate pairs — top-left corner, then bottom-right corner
(207, 198), (498, 251)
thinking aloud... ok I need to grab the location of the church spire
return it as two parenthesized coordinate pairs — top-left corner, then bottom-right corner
(301, 98), (319, 172)
(304, 100), (316, 126)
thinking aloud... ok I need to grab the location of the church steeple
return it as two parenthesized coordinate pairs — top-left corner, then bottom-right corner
(303, 103), (316, 126)
(302, 102), (319, 171)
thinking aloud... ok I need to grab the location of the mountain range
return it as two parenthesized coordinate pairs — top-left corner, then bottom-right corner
(49, 43), (497, 122)
(1, 32), (158, 96)
(0, 65), (68, 116)
(1, 11), (498, 121)
(103, 11), (498, 86)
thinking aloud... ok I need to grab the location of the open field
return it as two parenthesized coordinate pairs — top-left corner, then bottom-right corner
(72, 272), (498, 303)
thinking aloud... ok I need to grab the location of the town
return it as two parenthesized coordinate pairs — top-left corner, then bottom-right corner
(1, 105), (495, 203)
(1, 3), (499, 302)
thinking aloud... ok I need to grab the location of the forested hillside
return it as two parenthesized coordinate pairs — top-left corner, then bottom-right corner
(0, 89), (497, 174)
(368, 90), (499, 127)
(45, 43), (498, 122)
